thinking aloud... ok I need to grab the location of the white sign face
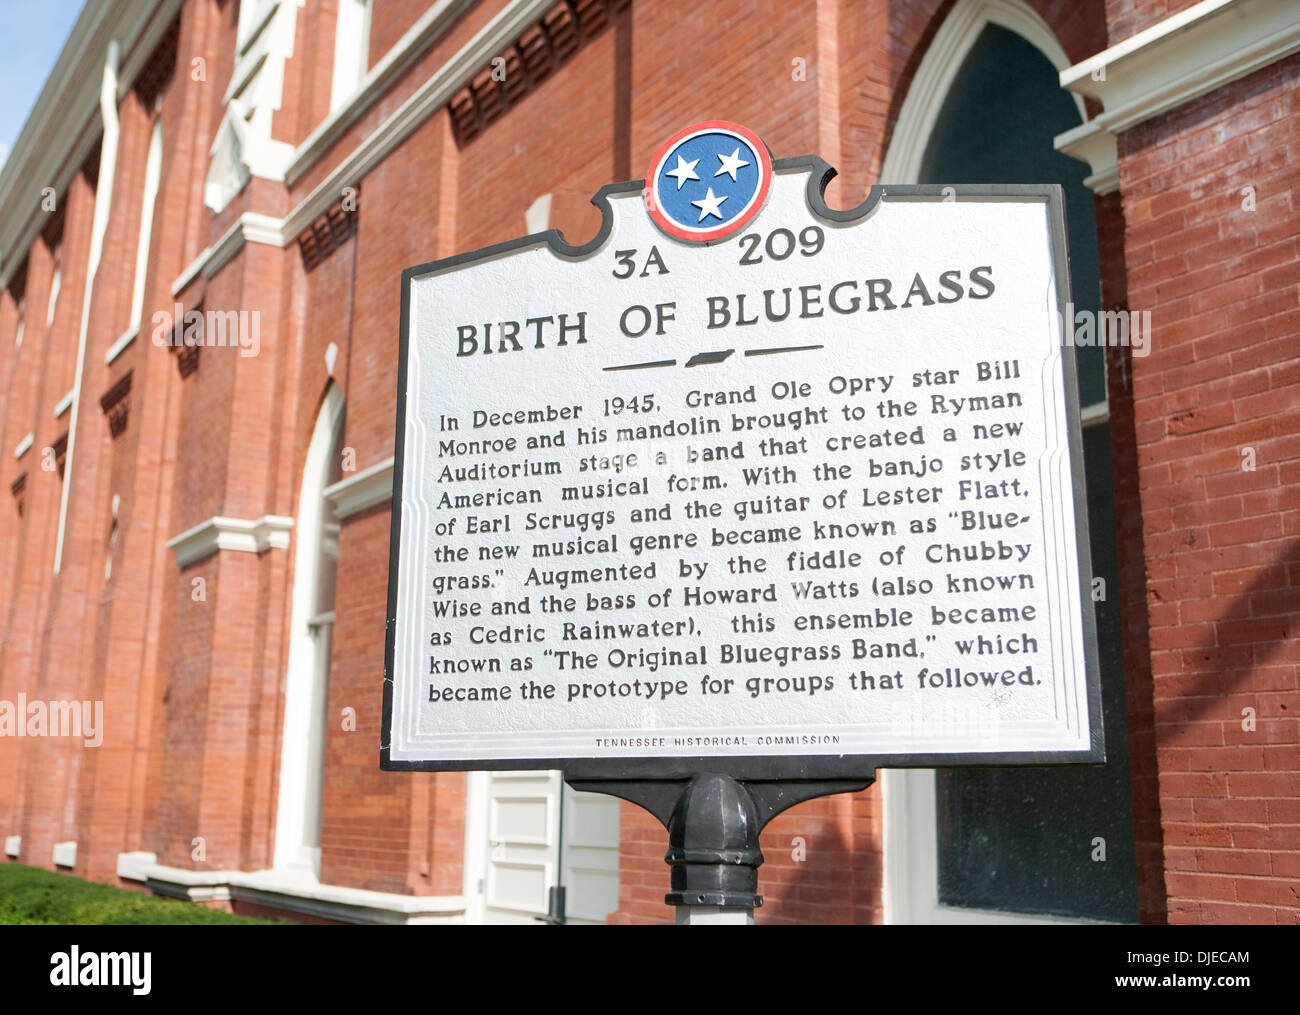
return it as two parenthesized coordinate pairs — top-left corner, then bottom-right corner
(384, 128), (1100, 773)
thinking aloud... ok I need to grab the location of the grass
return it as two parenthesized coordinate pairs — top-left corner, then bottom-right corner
(0, 863), (290, 925)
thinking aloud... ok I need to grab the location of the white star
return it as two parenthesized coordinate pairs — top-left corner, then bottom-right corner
(691, 187), (728, 222)
(714, 147), (750, 182)
(665, 154), (700, 189)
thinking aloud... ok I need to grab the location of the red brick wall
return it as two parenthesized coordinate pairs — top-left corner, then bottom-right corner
(1106, 0), (1202, 44)
(321, 100), (470, 896)
(275, 0), (340, 147)
(1095, 186), (1173, 923)
(0, 35), (176, 879)
(1117, 53), (1300, 923)
(1, 230), (75, 874)
(74, 0), (229, 884)
(828, 0), (1107, 210)
(368, 0), (458, 69)
(288, 0), (507, 201)
(607, 786), (883, 925)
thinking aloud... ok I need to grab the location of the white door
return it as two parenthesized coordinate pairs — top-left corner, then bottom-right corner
(475, 770), (619, 925)
(558, 782), (621, 925)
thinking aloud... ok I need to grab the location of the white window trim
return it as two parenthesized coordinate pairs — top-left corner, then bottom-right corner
(1081, 401), (1109, 427)
(170, 211), (283, 296)
(329, 0), (372, 112)
(237, 0), (280, 55)
(53, 38), (121, 578)
(273, 384), (345, 876)
(127, 117), (163, 335)
(104, 323), (138, 365)
(46, 258), (61, 325)
(879, 0), (1085, 184)
(883, 770), (1106, 924)
(306, 610), (335, 629)
(281, 0), (550, 235)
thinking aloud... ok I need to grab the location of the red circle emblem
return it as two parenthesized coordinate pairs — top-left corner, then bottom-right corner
(644, 121), (773, 243)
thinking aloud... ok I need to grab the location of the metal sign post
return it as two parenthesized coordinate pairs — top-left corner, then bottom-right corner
(384, 121), (1102, 922)
(566, 772), (874, 923)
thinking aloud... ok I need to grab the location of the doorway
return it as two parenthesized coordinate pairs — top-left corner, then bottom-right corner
(466, 770), (620, 924)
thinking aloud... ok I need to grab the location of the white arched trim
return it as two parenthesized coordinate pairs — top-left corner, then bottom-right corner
(879, 0), (1088, 185)
(106, 114), (165, 365)
(274, 383), (345, 876)
(131, 118), (164, 327)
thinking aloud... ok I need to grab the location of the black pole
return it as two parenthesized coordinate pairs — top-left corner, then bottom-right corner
(664, 773), (762, 922)
(566, 771), (875, 923)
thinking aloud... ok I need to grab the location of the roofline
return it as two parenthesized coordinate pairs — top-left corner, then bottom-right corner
(0, 0), (176, 290)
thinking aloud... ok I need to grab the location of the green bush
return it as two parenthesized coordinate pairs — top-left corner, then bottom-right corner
(0, 863), (290, 925)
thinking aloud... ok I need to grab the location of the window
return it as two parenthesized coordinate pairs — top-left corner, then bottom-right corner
(274, 385), (345, 877)
(885, 14), (1138, 925)
(8, 261), (27, 350)
(127, 119), (164, 336)
(46, 247), (61, 326)
(330, 0), (371, 112)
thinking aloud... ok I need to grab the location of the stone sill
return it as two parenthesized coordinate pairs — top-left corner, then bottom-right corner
(131, 856), (467, 925)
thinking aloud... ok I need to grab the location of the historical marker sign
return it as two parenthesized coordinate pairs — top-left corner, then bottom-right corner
(383, 122), (1102, 778)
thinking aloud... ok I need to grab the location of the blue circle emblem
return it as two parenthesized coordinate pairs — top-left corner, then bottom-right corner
(645, 122), (772, 242)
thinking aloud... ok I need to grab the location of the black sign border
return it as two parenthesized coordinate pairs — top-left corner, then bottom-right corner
(382, 156), (1104, 780)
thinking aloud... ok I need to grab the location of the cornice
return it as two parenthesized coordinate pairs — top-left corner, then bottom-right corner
(115, 0), (186, 105)
(1053, 121), (1120, 195)
(1060, 0), (1300, 134)
(166, 514), (294, 568)
(0, 0), (169, 291)
(282, 0), (552, 239)
(284, 0), (478, 184)
(323, 457), (394, 519)
(171, 212), (287, 296)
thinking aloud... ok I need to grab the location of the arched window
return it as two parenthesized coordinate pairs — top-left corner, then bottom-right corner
(330, 0), (371, 111)
(274, 384), (344, 876)
(882, 4), (1137, 925)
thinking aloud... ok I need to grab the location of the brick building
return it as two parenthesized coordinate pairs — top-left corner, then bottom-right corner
(0, 0), (1295, 924)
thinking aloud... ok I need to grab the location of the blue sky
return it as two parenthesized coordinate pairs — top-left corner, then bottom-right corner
(0, 1), (87, 168)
